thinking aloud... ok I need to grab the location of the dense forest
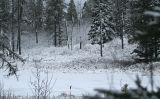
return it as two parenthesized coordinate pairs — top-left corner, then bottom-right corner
(0, 0), (160, 99)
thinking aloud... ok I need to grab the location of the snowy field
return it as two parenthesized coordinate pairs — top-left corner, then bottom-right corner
(1, 68), (160, 98)
(1, 31), (160, 98)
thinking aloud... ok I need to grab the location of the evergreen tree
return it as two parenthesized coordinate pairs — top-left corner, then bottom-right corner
(11, 0), (16, 53)
(0, 0), (10, 33)
(147, 4), (160, 59)
(82, 0), (96, 21)
(17, 0), (24, 55)
(36, 0), (43, 29)
(0, 0), (24, 76)
(34, 0), (43, 43)
(130, 0), (158, 62)
(67, 0), (78, 22)
(88, 0), (115, 57)
(57, 0), (66, 46)
(114, 0), (129, 49)
(46, 0), (65, 46)
(28, 0), (36, 26)
(82, 1), (92, 20)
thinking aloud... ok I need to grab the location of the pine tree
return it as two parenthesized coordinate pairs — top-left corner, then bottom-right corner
(114, 0), (129, 49)
(11, 0), (15, 54)
(57, 0), (65, 46)
(0, 0), (24, 75)
(35, 0), (43, 43)
(82, 1), (92, 20)
(17, 0), (23, 55)
(36, 0), (43, 29)
(46, 0), (65, 47)
(88, 0), (115, 57)
(67, 0), (78, 22)
(82, 0), (96, 21)
(131, 0), (160, 62)
(28, 0), (35, 26)
(46, 0), (58, 46)
(0, 0), (10, 33)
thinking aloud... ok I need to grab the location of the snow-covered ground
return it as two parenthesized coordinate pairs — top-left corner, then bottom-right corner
(21, 30), (136, 72)
(1, 30), (160, 98)
(1, 68), (160, 97)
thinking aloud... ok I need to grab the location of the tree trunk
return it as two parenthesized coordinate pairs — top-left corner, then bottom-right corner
(2, 45), (4, 66)
(11, 0), (15, 54)
(100, 43), (103, 57)
(58, 16), (61, 46)
(121, 32), (124, 49)
(34, 0), (38, 44)
(36, 29), (38, 43)
(17, 0), (21, 55)
(71, 16), (74, 50)
(154, 36), (158, 59)
(71, 23), (73, 50)
(65, 20), (69, 48)
(80, 37), (82, 49)
(145, 41), (148, 62)
(100, 10), (103, 57)
(0, 22), (1, 33)
(121, 12), (124, 49)
(150, 62), (154, 92)
(78, 17), (82, 49)
(54, 20), (57, 47)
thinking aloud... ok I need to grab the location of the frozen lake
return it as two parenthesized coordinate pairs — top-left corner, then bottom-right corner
(1, 69), (160, 97)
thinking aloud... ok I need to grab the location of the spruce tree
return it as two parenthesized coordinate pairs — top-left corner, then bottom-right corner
(46, 0), (55, 31)
(82, 0), (96, 21)
(34, 0), (43, 43)
(11, 0), (16, 53)
(0, 0), (10, 33)
(88, 0), (115, 57)
(0, 0), (24, 75)
(114, 0), (129, 49)
(67, 0), (78, 22)
(57, 0), (65, 46)
(131, 0), (157, 62)
(82, 1), (92, 20)
(28, 0), (36, 26)
(46, 0), (65, 46)
(36, 0), (43, 29)
(147, 3), (160, 59)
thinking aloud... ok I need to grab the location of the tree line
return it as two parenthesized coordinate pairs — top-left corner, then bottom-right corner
(0, 0), (78, 75)
(83, 0), (160, 62)
(1, 0), (160, 75)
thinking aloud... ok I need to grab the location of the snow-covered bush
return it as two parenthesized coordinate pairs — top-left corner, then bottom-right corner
(30, 61), (54, 99)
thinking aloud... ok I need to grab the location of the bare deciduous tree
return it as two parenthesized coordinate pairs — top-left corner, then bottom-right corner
(29, 61), (56, 99)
